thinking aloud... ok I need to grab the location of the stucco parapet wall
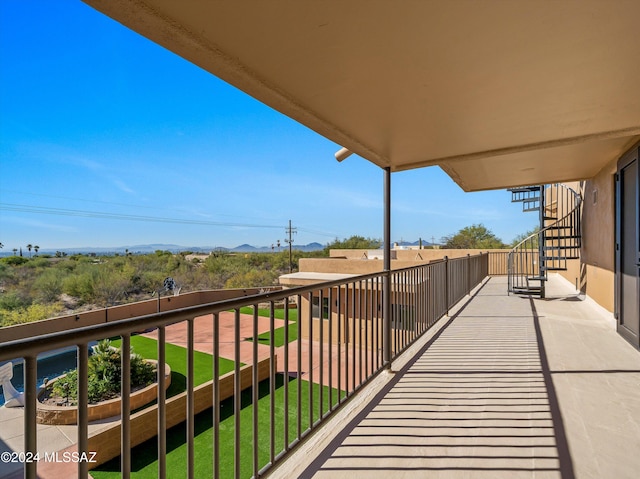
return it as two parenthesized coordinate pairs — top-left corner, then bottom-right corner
(329, 248), (510, 261)
(279, 272), (358, 287)
(0, 286), (281, 344)
(295, 250), (509, 278)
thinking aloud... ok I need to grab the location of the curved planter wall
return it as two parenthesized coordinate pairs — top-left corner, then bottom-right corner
(36, 361), (171, 425)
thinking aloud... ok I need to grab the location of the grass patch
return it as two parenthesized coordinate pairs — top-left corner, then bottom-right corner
(240, 307), (299, 347)
(91, 375), (342, 479)
(112, 335), (235, 398)
(250, 323), (298, 347)
(238, 306), (298, 322)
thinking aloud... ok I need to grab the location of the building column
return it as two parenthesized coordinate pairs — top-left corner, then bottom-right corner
(383, 167), (392, 369)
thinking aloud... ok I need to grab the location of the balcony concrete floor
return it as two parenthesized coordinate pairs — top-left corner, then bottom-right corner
(279, 275), (640, 479)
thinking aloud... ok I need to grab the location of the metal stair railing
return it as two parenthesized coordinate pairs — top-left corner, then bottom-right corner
(508, 184), (581, 297)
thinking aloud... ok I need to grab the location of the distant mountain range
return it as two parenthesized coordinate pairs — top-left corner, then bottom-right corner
(0, 240), (440, 257)
(0, 242), (326, 256)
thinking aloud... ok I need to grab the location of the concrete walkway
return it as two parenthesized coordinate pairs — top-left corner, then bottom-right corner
(290, 276), (640, 479)
(0, 407), (115, 479)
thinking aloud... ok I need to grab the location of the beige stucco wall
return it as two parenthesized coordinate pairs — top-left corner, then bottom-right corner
(557, 159), (616, 312)
(299, 285), (382, 345)
(329, 248), (506, 262)
(302, 250), (510, 276)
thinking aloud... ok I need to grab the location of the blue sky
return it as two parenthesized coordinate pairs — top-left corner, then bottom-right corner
(0, 1), (535, 251)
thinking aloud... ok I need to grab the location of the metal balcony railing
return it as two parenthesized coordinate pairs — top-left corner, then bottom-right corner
(0, 253), (490, 479)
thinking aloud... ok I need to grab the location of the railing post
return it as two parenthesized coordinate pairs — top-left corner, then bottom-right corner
(77, 343), (89, 479)
(383, 166), (392, 369)
(121, 334), (131, 479)
(158, 327), (166, 479)
(467, 254), (471, 295)
(539, 185), (546, 299)
(444, 256), (449, 315)
(24, 355), (37, 479)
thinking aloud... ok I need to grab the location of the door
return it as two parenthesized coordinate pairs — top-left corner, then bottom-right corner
(616, 145), (640, 348)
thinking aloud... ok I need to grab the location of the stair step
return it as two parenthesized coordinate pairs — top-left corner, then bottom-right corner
(545, 267), (568, 271)
(512, 284), (542, 290)
(543, 246), (580, 251)
(544, 235), (581, 239)
(523, 207), (540, 212)
(545, 225), (577, 230)
(542, 256), (578, 261)
(527, 276), (547, 281)
(508, 186), (540, 193)
(511, 288), (542, 295)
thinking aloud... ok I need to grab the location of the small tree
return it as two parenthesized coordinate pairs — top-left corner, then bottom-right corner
(323, 235), (382, 256)
(511, 226), (540, 248)
(26, 244), (33, 258)
(442, 224), (506, 249)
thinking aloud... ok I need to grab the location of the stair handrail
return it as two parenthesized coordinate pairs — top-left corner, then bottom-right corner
(508, 184), (582, 295)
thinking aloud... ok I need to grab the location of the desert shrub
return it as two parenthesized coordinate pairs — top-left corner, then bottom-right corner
(0, 291), (31, 311)
(224, 269), (278, 289)
(33, 268), (65, 302)
(91, 267), (129, 306)
(25, 257), (50, 269)
(1, 256), (29, 266)
(51, 339), (156, 404)
(62, 271), (94, 304)
(0, 303), (63, 327)
(51, 369), (78, 403)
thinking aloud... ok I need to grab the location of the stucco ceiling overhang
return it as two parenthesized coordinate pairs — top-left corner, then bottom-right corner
(84, 0), (640, 191)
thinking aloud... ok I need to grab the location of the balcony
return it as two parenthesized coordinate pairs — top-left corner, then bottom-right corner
(274, 275), (640, 479)
(1, 253), (639, 479)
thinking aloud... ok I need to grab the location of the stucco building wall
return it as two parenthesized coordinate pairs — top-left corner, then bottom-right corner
(557, 160), (617, 312)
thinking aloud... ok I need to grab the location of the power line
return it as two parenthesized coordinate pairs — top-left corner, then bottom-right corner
(0, 202), (346, 240)
(0, 203), (282, 230)
(1, 189), (287, 223)
(296, 227), (340, 238)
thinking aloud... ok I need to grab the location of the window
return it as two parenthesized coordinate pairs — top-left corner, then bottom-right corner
(311, 296), (330, 320)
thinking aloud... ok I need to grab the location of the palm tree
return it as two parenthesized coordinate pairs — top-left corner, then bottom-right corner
(12, 248), (17, 256)
(34, 245), (39, 256)
(26, 244), (33, 258)
(0, 242), (4, 249)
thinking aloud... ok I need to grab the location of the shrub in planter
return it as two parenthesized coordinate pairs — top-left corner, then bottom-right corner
(51, 339), (156, 405)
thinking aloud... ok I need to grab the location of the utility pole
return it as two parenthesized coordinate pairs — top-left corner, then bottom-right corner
(285, 220), (297, 273)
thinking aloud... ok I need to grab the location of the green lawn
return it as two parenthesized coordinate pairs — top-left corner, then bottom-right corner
(238, 307), (298, 322)
(240, 307), (299, 347)
(112, 335), (235, 398)
(91, 375), (342, 479)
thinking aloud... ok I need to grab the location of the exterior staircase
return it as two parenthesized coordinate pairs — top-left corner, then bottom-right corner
(507, 184), (582, 298)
